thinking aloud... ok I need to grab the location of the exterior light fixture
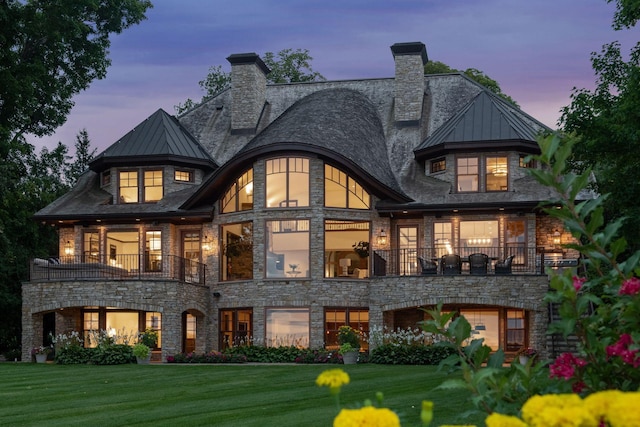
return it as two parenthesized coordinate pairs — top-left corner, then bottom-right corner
(202, 235), (212, 251)
(552, 229), (561, 246)
(64, 240), (73, 256)
(377, 229), (387, 246)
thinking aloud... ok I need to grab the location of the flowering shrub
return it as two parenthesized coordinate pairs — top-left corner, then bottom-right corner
(167, 350), (247, 364)
(364, 325), (444, 348)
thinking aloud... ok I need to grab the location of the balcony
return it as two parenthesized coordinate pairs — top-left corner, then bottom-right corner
(30, 254), (206, 285)
(372, 247), (578, 276)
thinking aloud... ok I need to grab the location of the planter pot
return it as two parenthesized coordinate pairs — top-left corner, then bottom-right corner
(35, 354), (47, 363)
(518, 355), (529, 365)
(136, 355), (151, 365)
(342, 351), (359, 365)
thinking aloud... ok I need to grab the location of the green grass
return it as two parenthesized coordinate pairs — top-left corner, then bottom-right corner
(0, 363), (485, 426)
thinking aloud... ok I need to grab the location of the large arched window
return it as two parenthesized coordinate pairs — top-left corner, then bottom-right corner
(324, 165), (370, 209)
(221, 169), (253, 213)
(266, 157), (309, 208)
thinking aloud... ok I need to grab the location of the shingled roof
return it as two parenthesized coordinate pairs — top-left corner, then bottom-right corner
(90, 108), (217, 171)
(182, 88), (411, 209)
(414, 90), (545, 160)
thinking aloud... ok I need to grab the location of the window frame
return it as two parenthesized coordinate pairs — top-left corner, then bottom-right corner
(324, 164), (370, 209)
(265, 157), (309, 208)
(221, 222), (253, 281)
(219, 308), (253, 350)
(455, 156), (479, 192)
(324, 307), (369, 350)
(174, 169), (195, 183)
(265, 219), (310, 279)
(265, 307), (310, 348)
(221, 168), (254, 213)
(485, 156), (509, 192)
(430, 157), (446, 174)
(118, 169), (139, 203)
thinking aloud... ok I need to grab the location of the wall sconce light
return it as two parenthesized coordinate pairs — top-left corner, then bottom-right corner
(552, 229), (561, 246)
(64, 240), (73, 256)
(202, 235), (212, 251)
(213, 292), (221, 298)
(376, 229), (387, 246)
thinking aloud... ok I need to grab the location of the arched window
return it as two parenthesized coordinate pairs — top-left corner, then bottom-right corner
(266, 157), (309, 208)
(221, 169), (253, 213)
(324, 165), (370, 209)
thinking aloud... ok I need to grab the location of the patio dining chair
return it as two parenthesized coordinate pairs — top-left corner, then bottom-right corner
(494, 255), (515, 275)
(468, 253), (489, 275)
(418, 257), (438, 275)
(441, 254), (462, 275)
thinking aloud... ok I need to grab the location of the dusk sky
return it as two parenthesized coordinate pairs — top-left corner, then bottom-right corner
(28, 0), (638, 154)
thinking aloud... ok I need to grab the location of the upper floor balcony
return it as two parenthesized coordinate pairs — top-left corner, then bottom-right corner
(372, 247), (578, 276)
(29, 254), (206, 285)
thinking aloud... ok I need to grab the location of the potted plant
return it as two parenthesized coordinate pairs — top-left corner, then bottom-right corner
(516, 347), (537, 365)
(139, 328), (158, 349)
(133, 343), (151, 364)
(337, 326), (360, 364)
(352, 241), (369, 258)
(31, 346), (52, 363)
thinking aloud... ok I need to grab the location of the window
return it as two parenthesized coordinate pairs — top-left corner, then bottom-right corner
(506, 310), (526, 351)
(145, 312), (162, 348)
(265, 220), (309, 278)
(398, 226), (418, 275)
(506, 220), (527, 266)
(183, 313), (196, 353)
(83, 231), (99, 262)
(175, 169), (194, 182)
(324, 165), (370, 209)
(456, 157), (478, 192)
(486, 157), (508, 191)
(266, 157), (309, 208)
(144, 170), (163, 202)
(221, 222), (253, 281)
(519, 155), (534, 168)
(434, 223), (452, 258)
(119, 171), (138, 203)
(219, 308), (253, 350)
(221, 168), (253, 213)
(265, 307), (309, 348)
(430, 158), (446, 173)
(145, 231), (162, 272)
(325, 308), (369, 350)
(460, 220), (498, 256)
(460, 309), (499, 349)
(106, 230), (139, 271)
(102, 170), (111, 186)
(324, 220), (369, 278)
(83, 311), (99, 348)
(220, 222), (253, 280)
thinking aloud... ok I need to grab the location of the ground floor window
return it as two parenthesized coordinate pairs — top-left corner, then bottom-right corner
(81, 308), (160, 348)
(265, 307), (309, 348)
(183, 313), (196, 353)
(145, 312), (162, 349)
(506, 309), (526, 351)
(219, 308), (253, 350)
(324, 308), (369, 350)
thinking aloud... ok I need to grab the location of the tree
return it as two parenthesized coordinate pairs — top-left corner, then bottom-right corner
(425, 60), (519, 107)
(66, 129), (97, 186)
(560, 1), (640, 251)
(175, 48), (325, 114)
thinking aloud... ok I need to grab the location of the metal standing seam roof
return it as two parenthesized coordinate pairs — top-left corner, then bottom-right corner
(89, 108), (217, 169)
(415, 90), (541, 154)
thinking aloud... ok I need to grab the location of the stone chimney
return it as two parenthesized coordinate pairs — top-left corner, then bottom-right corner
(226, 53), (270, 134)
(390, 42), (428, 125)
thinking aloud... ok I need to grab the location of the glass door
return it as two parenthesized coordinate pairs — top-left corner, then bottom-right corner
(398, 226), (418, 275)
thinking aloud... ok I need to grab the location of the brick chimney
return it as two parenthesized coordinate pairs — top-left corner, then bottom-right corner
(226, 53), (270, 134)
(390, 42), (428, 125)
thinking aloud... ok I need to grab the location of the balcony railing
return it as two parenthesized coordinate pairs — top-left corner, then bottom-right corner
(372, 247), (578, 276)
(30, 254), (206, 285)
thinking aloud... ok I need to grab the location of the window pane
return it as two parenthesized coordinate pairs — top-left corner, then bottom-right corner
(145, 312), (162, 348)
(266, 158), (308, 208)
(119, 171), (138, 203)
(265, 308), (309, 348)
(144, 170), (163, 202)
(486, 157), (508, 191)
(324, 308), (369, 350)
(83, 312), (99, 348)
(106, 230), (139, 271)
(324, 220), (369, 278)
(456, 158), (478, 192)
(347, 177), (370, 209)
(288, 158), (309, 207)
(221, 222), (253, 281)
(434, 223), (452, 257)
(83, 231), (99, 262)
(399, 226), (418, 275)
(175, 170), (193, 182)
(145, 231), (162, 272)
(459, 221), (498, 257)
(461, 309), (499, 350)
(266, 220), (309, 278)
(106, 312), (138, 344)
(325, 165), (347, 208)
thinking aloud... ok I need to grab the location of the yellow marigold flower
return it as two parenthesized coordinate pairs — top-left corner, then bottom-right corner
(522, 394), (598, 427)
(607, 392), (640, 427)
(421, 400), (433, 425)
(584, 390), (623, 425)
(438, 425), (477, 427)
(333, 406), (400, 427)
(316, 368), (350, 394)
(485, 412), (527, 427)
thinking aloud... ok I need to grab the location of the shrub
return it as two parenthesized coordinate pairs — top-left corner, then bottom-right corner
(369, 343), (456, 365)
(91, 344), (134, 365)
(294, 348), (342, 364)
(223, 345), (303, 363)
(167, 351), (247, 364)
(55, 345), (90, 365)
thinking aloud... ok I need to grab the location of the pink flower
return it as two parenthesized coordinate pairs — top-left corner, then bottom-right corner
(619, 277), (640, 295)
(572, 276), (587, 291)
(572, 381), (587, 393)
(550, 352), (587, 380)
(606, 334), (640, 366)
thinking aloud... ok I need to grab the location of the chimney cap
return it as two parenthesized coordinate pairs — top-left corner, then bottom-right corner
(227, 52), (270, 75)
(390, 42), (428, 64)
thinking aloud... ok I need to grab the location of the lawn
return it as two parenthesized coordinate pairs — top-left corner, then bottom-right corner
(0, 363), (485, 426)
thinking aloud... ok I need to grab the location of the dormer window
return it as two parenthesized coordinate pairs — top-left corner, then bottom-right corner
(118, 169), (163, 203)
(144, 170), (163, 202)
(456, 157), (479, 192)
(119, 171), (139, 203)
(430, 158), (446, 174)
(519, 155), (534, 169)
(175, 169), (194, 183)
(486, 157), (508, 191)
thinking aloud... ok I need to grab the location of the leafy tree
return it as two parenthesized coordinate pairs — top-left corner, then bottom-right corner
(560, 1), (640, 251)
(175, 48), (325, 114)
(425, 60), (519, 107)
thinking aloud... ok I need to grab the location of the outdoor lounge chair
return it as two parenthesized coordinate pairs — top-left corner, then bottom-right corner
(418, 257), (438, 275)
(441, 254), (462, 275)
(468, 253), (489, 275)
(494, 255), (515, 275)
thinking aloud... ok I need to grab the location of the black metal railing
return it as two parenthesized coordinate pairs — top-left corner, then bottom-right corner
(372, 247), (578, 277)
(30, 254), (206, 285)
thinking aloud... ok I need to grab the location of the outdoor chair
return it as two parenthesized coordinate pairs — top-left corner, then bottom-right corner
(468, 253), (489, 275)
(441, 254), (462, 275)
(494, 255), (515, 275)
(418, 257), (438, 275)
